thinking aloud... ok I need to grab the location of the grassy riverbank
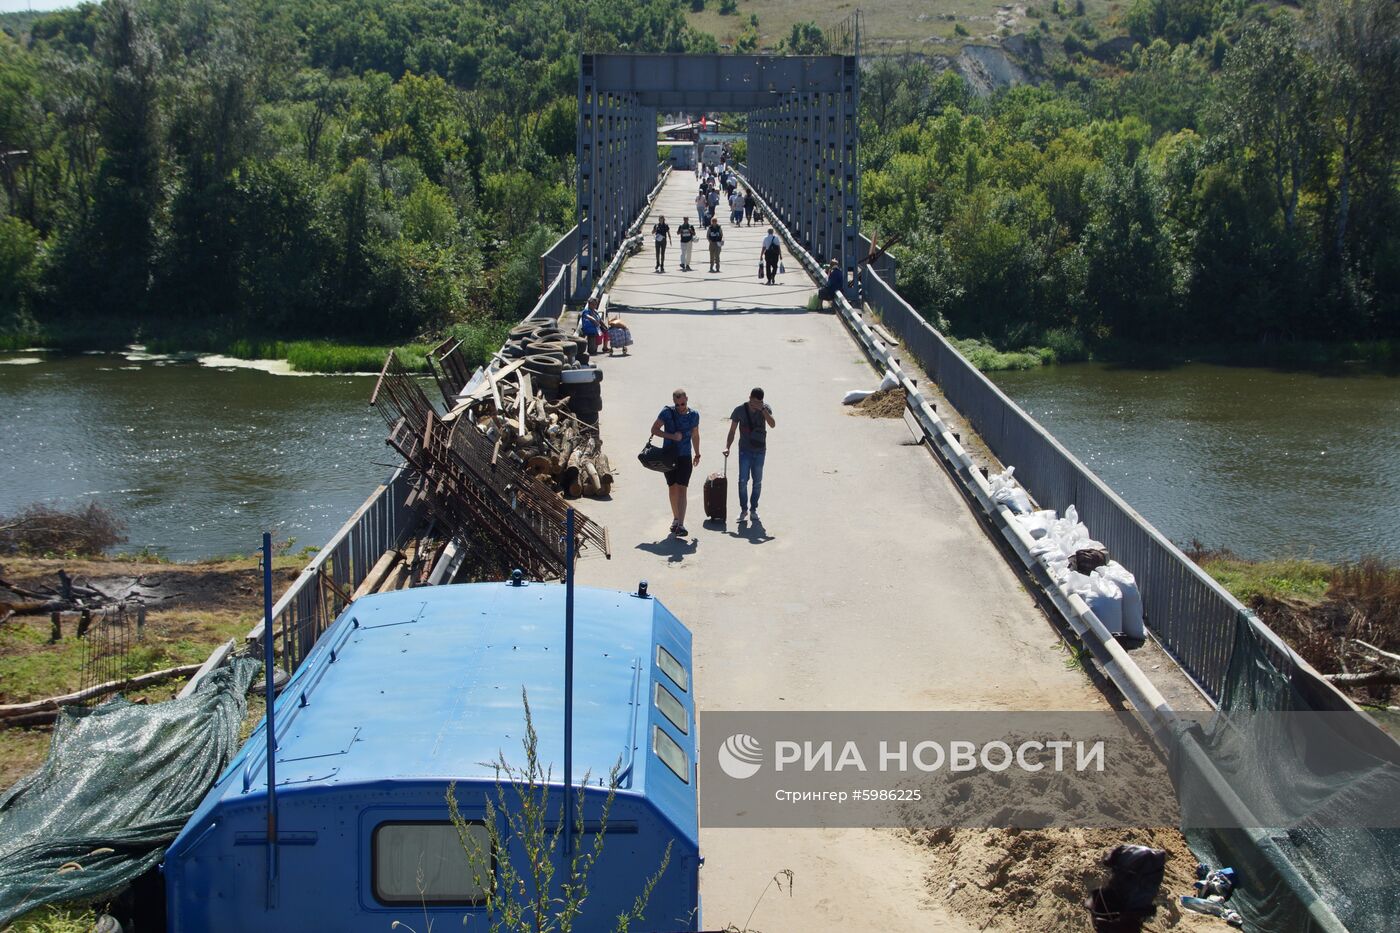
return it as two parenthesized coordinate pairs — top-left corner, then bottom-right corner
(1187, 546), (1400, 708)
(941, 333), (1400, 373)
(1, 318), (513, 374)
(0, 555), (301, 791)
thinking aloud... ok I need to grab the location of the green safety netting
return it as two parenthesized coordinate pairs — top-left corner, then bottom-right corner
(0, 658), (259, 924)
(1176, 619), (1400, 933)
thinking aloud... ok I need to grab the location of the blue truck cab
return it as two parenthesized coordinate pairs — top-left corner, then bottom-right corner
(163, 583), (700, 931)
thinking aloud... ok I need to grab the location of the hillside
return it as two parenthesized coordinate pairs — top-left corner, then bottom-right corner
(687, 0), (1122, 54)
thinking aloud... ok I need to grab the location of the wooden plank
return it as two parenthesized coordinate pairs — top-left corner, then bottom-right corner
(1, 662), (208, 720)
(518, 372), (532, 437)
(176, 638), (237, 699)
(871, 322), (899, 347)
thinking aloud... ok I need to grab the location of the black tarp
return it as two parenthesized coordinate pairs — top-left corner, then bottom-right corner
(0, 658), (258, 924)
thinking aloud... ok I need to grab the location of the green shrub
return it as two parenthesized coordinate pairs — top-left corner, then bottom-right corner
(1042, 327), (1090, 362)
(952, 338), (1043, 371)
(448, 319), (513, 369)
(954, 22), (969, 37)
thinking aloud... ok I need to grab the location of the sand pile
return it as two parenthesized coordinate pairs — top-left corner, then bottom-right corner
(909, 825), (1213, 932)
(852, 387), (907, 418)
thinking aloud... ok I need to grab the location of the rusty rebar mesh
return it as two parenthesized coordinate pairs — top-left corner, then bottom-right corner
(78, 603), (145, 698)
(371, 352), (608, 580)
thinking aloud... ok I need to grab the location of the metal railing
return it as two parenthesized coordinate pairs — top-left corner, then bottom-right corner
(541, 226), (578, 297)
(859, 267), (1360, 714)
(247, 468), (422, 671)
(527, 265), (571, 323)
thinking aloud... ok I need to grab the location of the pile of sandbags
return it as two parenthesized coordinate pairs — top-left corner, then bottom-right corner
(1012, 503), (1145, 639)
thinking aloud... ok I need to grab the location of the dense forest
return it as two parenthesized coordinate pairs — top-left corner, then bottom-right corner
(862, 0), (1400, 357)
(0, 0), (712, 355)
(1, 0), (1398, 365)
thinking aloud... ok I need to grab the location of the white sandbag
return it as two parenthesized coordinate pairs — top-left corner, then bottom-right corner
(1085, 571), (1124, 635)
(1030, 537), (1066, 561)
(1014, 509), (1057, 540)
(1101, 562), (1144, 639)
(1041, 553), (1070, 583)
(992, 485), (1033, 515)
(879, 370), (899, 392)
(842, 389), (875, 405)
(989, 466), (1033, 515)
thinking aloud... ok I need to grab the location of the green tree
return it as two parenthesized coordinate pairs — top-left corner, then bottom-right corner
(782, 22), (829, 55)
(83, 0), (162, 315)
(1215, 18), (1319, 234)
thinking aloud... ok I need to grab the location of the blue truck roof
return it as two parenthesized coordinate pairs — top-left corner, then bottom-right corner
(181, 582), (697, 847)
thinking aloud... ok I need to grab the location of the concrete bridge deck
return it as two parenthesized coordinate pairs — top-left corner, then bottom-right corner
(578, 172), (1109, 929)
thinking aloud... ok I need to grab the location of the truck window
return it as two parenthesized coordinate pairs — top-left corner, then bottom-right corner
(373, 821), (491, 905)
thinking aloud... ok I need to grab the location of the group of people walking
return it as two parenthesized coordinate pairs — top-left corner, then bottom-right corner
(651, 387), (774, 536)
(650, 166), (785, 279)
(652, 215), (730, 273)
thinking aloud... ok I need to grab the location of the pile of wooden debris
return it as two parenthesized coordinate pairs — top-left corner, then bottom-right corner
(442, 357), (615, 499)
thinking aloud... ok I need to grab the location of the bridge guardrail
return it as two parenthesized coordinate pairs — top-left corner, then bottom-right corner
(541, 226), (578, 297)
(857, 268), (1366, 716)
(246, 467), (421, 670)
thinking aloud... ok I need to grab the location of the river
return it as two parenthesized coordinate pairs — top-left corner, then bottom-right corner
(0, 350), (391, 560)
(990, 362), (1400, 561)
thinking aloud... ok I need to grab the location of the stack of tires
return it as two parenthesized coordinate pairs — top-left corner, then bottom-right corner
(561, 368), (603, 427)
(503, 319), (587, 402)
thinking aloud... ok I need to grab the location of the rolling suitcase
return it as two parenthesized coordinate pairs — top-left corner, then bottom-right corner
(703, 454), (728, 522)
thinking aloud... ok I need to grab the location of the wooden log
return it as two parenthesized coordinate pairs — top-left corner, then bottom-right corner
(560, 466), (581, 498)
(1326, 670), (1400, 688)
(0, 661), (207, 725)
(376, 559), (409, 594)
(582, 460), (602, 496)
(351, 549), (400, 601)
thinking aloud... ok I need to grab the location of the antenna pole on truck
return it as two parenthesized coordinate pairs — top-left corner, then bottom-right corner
(262, 531), (279, 908)
(564, 509), (577, 857)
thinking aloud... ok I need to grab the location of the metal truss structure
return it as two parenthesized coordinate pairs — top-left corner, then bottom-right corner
(575, 54), (860, 298)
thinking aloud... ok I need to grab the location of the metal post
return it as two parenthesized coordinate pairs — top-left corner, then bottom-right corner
(261, 531), (279, 908)
(563, 508), (576, 856)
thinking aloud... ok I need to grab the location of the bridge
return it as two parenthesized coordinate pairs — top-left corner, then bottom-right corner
(246, 54), (1392, 933)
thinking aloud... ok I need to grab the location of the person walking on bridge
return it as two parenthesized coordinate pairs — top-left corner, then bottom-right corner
(744, 190), (756, 226)
(695, 189), (708, 227)
(653, 389), (701, 537)
(652, 216), (672, 273)
(729, 189), (744, 226)
(677, 217), (696, 271)
(759, 228), (782, 285)
(707, 218), (725, 273)
(724, 387), (774, 522)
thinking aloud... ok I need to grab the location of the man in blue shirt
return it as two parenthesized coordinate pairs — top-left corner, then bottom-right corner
(651, 388), (702, 536)
(818, 260), (846, 308)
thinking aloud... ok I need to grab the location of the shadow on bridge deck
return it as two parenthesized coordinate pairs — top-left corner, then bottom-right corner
(578, 171), (1108, 931)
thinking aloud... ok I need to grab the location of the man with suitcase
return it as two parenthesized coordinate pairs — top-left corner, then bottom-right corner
(723, 387), (775, 521)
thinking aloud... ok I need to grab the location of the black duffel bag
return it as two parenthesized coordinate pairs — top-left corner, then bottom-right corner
(638, 436), (678, 473)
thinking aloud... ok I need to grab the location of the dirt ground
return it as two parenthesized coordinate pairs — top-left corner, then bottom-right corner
(851, 386), (909, 418)
(0, 555), (299, 790)
(910, 826), (1217, 932)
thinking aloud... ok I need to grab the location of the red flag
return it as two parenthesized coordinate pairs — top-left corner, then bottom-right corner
(700, 115), (706, 129)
